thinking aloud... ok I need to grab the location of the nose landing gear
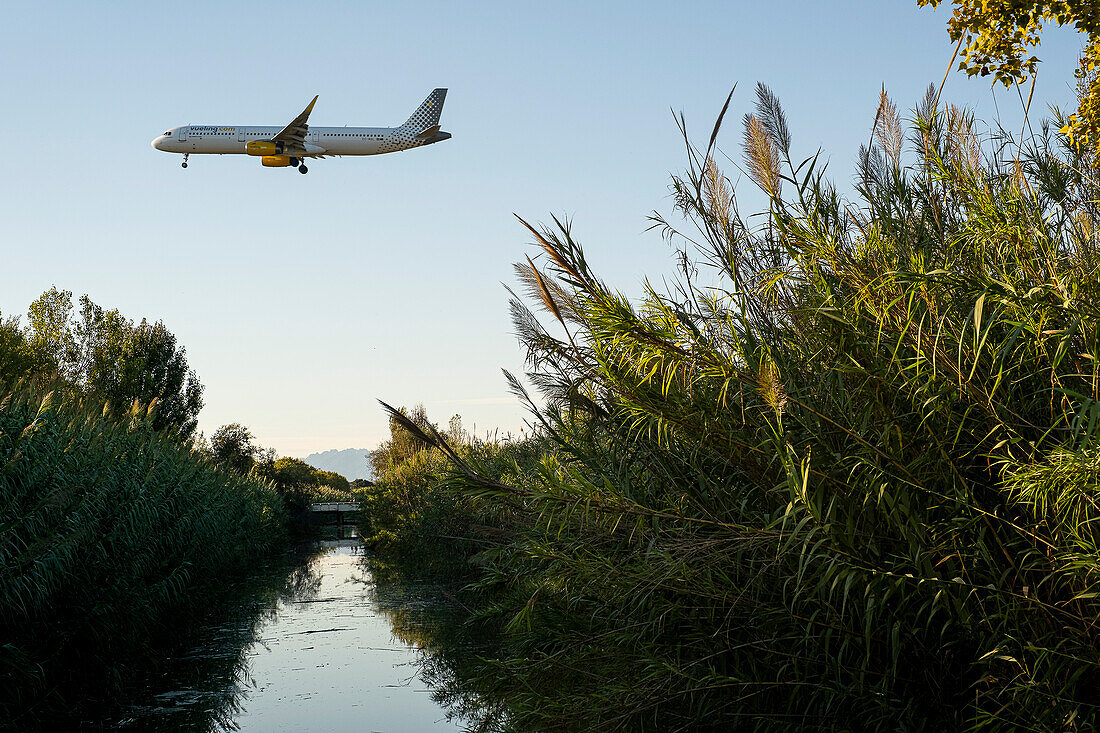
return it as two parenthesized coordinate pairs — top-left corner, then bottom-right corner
(181, 153), (190, 169)
(298, 163), (308, 174)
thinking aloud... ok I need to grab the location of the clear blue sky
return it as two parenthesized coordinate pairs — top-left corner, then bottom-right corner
(0, 1), (1085, 457)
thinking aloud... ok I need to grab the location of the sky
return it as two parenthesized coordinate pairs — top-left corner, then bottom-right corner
(0, 2), (1087, 457)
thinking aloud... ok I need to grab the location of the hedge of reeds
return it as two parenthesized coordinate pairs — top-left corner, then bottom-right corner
(0, 385), (287, 725)
(379, 87), (1100, 731)
(360, 410), (545, 576)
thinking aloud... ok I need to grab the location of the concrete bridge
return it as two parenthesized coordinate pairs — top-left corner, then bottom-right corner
(309, 502), (360, 513)
(308, 502), (360, 527)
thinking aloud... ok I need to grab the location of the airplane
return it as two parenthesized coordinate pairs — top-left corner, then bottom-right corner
(151, 89), (450, 174)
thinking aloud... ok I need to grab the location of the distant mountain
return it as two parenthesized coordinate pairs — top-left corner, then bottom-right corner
(304, 448), (373, 480)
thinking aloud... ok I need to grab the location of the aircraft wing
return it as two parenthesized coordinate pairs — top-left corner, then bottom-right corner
(271, 95), (318, 150)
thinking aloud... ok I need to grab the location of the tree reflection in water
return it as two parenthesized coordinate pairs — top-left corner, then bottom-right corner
(363, 554), (512, 733)
(102, 544), (326, 732)
(80, 533), (503, 732)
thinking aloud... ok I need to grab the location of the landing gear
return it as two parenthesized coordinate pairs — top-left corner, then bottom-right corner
(181, 153), (190, 169)
(298, 164), (308, 174)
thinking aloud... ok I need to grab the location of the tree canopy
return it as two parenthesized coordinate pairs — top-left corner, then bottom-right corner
(210, 423), (260, 474)
(6, 287), (204, 438)
(919, 0), (1100, 151)
(0, 315), (45, 381)
(313, 470), (350, 492)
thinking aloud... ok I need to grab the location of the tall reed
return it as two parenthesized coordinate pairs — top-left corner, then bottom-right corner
(384, 86), (1100, 730)
(0, 383), (287, 724)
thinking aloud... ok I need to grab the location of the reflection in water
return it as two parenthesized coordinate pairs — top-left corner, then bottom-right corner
(104, 547), (325, 732)
(364, 558), (510, 732)
(110, 529), (467, 732)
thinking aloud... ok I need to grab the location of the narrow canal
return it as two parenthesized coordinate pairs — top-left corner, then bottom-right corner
(109, 534), (470, 732)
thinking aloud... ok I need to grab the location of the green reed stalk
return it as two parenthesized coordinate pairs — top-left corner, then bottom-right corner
(377, 85), (1100, 731)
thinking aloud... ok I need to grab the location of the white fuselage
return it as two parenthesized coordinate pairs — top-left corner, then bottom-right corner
(152, 89), (449, 171)
(152, 125), (443, 157)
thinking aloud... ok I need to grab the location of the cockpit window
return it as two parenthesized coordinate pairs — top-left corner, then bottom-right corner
(163, 131), (172, 136)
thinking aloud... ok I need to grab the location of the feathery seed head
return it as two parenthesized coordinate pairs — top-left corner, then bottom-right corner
(874, 88), (904, 167)
(743, 114), (781, 198)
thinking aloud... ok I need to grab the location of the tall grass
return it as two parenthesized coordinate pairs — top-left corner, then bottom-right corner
(359, 410), (550, 729)
(0, 383), (287, 724)
(382, 86), (1100, 731)
(361, 407), (545, 576)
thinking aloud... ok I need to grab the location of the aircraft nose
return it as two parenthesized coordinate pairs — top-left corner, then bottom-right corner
(152, 136), (165, 151)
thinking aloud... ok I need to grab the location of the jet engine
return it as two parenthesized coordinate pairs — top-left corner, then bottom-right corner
(261, 155), (293, 167)
(246, 140), (284, 156)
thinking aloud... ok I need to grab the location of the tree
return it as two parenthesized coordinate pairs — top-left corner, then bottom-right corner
(2, 289), (206, 442)
(13, 289), (206, 438)
(0, 315), (47, 382)
(73, 295), (129, 380)
(269, 457), (318, 490)
(313, 470), (350, 492)
(370, 404), (436, 473)
(24, 286), (77, 378)
(83, 319), (204, 438)
(47, 292), (206, 438)
(210, 423), (259, 474)
(257, 456), (321, 517)
(919, 0), (1100, 151)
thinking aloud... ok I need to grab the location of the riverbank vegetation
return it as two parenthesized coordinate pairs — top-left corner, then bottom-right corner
(360, 407), (543, 576)
(367, 80), (1100, 730)
(0, 386), (287, 724)
(209, 422), (358, 513)
(0, 292), (306, 724)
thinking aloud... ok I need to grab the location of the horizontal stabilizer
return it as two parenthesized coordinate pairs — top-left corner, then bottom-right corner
(415, 124), (441, 140)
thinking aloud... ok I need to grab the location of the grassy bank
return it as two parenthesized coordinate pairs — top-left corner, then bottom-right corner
(368, 90), (1100, 731)
(0, 385), (287, 725)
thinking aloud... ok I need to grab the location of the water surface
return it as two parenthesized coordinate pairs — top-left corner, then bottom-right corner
(232, 541), (460, 732)
(116, 537), (465, 732)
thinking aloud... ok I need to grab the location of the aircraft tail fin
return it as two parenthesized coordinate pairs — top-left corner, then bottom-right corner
(400, 88), (447, 131)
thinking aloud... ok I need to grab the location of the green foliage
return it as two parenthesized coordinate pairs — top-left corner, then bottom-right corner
(361, 418), (465, 565)
(88, 317), (204, 438)
(0, 316), (47, 383)
(250, 456), (354, 515)
(918, 0), (1100, 151)
(314, 469), (350, 492)
(25, 287), (77, 378)
(371, 404), (436, 474)
(269, 456), (318, 487)
(361, 407), (542, 575)
(5, 288), (205, 438)
(210, 422), (261, 474)
(380, 86), (1100, 730)
(208, 427), (355, 509)
(307, 482), (355, 503)
(0, 384), (287, 723)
